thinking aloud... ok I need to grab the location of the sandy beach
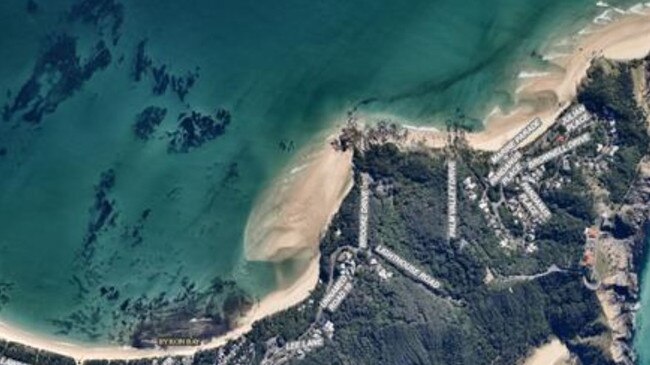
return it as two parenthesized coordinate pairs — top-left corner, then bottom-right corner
(522, 339), (571, 365)
(0, 257), (320, 361)
(244, 136), (354, 263)
(2, 6), (650, 363)
(401, 9), (650, 152)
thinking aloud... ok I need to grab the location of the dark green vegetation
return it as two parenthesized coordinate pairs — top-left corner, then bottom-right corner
(0, 340), (75, 365)
(536, 166), (596, 268)
(188, 142), (614, 365)
(293, 145), (610, 365)
(578, 59), (650, 204)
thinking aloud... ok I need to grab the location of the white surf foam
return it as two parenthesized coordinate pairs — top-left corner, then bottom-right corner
(289, 162), (310, 175)
(517, 71), (551, 79)
(578, 25), (595, 34)
(403, 124), (441, 133)
(594, 9), (614, 24)
(629, 3), (647, 14)
(542, 52), (569, 61)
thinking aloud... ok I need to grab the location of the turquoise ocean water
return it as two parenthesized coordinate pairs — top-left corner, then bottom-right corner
(0, 0), (647, 349)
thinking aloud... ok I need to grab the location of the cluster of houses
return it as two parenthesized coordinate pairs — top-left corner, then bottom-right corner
(264, 103), (620, 363)
(559, 104), (593, 132)
(262, 322), (336, 365)
(488, 150), (523, 186)
(488, 106), (594, 190)
(483, 102), (631, 254)
(519, 182), (552, 222)
(476, 104), (607, 251)
(490, 117), (542, 165)
(479, 197), (513, 248)
(462, 176), (479, 201)
(282, 322), (334, 356)
(335, 251), (357, 277)
(368, 257), (393, 281)
(527, 132), (592, 170)
(487, 118), (543, 185)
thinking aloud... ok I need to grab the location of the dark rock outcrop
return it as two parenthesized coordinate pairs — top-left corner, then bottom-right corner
(131, 39), (200, 102)
(67, 0), (124, 45)
(26, 0), (38, 14)
(133, 106), (167, 140)
(81, 168), (118, 262)
(132, 39), (152, 82)
(167, 108), (231, 153)
(3, 35), (111, 124)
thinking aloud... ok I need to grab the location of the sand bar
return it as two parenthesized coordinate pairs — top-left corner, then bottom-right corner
(244, 135), (354, 262)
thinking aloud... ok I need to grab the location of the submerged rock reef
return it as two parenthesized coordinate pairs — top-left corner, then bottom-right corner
(133, 106), (167, 141)
(0, 282), (12, 309)
(81, 168), (118, 265)
(3, 0), (231, 158)
(49, 275), (252, 348)
(67, 0), (124, 45)
(2, 34), (111, 124)
(131, 39), (200, 102)
(168, 109), (232, 153)
(60, 162), (252, 345)
(3, 0), (127, 125)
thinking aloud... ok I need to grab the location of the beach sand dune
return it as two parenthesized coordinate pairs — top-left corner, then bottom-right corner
(244, 139), (354, 263)
(474, 10), (650, 151)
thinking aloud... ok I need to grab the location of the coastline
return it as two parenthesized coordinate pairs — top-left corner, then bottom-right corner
(0, 258), (320, 360)
(398, 8), (650, 152)
(244, 130), (355, 263)
(2, 6), (650, 363)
